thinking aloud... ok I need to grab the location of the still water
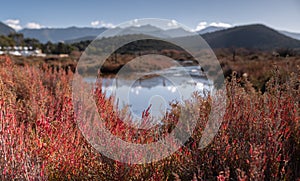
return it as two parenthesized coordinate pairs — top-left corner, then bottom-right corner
(84, 65), (213, 120)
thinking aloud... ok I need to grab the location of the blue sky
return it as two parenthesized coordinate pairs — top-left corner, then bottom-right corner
(1, 0), (300, 32)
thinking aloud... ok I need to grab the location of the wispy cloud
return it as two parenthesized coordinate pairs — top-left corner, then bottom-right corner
(91, 20), (115, 28)
(194, 21), (208, 31)
(26, 22), (44, 29)
(4, 19), (22, 31)
(193, 21), (232, 32)
(167, 20), (179, 28)
(209, 22), (232, 28)
(129, 19), (141, 27)
(91, 20), (100, 27)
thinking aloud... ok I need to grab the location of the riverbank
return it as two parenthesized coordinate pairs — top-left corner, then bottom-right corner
(3, 48), (300, 92)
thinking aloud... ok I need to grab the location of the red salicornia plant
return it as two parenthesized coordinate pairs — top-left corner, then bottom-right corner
(0, 55), (299, 180)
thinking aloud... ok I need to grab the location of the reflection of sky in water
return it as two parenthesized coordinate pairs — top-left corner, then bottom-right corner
(84, 66), (213, 120)
(128, 78), (182, 118)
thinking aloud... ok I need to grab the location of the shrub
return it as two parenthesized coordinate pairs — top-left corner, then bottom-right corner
(0, 55), (299, 180)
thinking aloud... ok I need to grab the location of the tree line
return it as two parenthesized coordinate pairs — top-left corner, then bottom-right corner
(0, 33), (91, 54)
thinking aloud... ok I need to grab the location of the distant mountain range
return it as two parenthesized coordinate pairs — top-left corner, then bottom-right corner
(201, 24), (300, 50)
(114, 25), (194, 38)
(1, 21), (300, 50)
(18, 25), (194, 43)
(64, 25), (194, 43)
(0, 22), (15, 35)
(20, 25), (226, 43)
(19, 27), (107, 43)
(109, 24), (300, 50)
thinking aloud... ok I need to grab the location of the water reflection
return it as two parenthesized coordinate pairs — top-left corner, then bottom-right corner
(84, 66), (213, 120)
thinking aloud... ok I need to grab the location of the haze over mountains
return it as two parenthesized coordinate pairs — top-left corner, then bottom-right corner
(19, 27), (107, 43)
(1, 21), (300, 51)
(19, 24), (194, 43)
(17, 25), (235, 43)
(280, 31), (300, 41)
(0, 22), (15, 35)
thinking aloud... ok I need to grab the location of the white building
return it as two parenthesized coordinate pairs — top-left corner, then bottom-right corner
(0, 46), (46, 57)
